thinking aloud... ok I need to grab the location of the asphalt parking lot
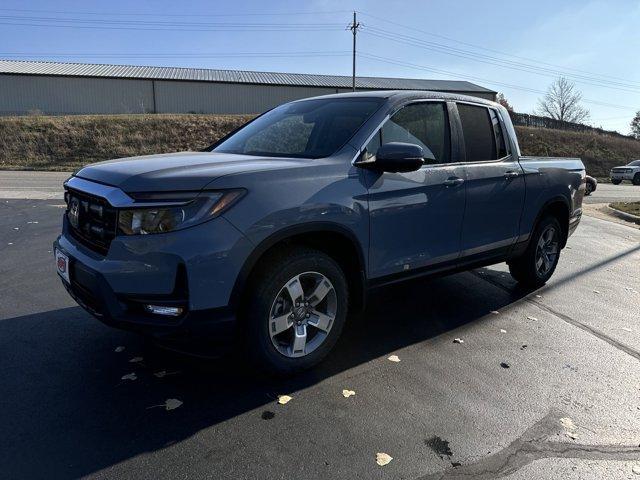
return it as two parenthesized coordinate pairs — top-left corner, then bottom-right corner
(1, 180), (640, 479)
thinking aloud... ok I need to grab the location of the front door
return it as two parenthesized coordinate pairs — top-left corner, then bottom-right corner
(456, 103), (525, 257)
(365, 101), (467, 279)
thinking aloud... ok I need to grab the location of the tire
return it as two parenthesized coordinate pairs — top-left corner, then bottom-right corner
(243, 246), (348, 375)
(611, 179), (622, 185)
(633, 173), (640, 186)
(508, 216), (562, 288)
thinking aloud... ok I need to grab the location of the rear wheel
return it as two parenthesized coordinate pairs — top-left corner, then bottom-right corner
(243, 247), (348, 375)
(633, 173), (640, 186)
(508, 216), (561, 288)
(611, 179), (622, 185)
(585, 182), (593, 196)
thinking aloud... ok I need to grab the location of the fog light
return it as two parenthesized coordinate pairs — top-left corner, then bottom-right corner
(144, 305), (184, 316)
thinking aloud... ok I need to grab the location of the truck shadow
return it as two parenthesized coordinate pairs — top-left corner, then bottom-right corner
(5, 238), (640, 478)
(0, 266), (538, 478)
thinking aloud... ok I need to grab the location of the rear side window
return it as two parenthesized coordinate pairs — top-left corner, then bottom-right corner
(457, 103), (497, 162)
(381, 102), (451, 164)
(489, 109), (508, 158)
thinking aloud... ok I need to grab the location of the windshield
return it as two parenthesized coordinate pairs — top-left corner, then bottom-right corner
(628, 160), (640, 166)
(213, 97), (384, 159)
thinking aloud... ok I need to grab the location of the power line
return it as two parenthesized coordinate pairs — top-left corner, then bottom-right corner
(0, 7), (350, 17)
(0, 51), (350, 59)
(357, 10), (640, 87)
(361, 27), (640, 94)
(0, 21), (343, 33)
(359, 52), (636, 111)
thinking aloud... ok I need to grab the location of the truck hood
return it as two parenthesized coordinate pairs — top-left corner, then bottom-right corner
(74, 151), (305, 192)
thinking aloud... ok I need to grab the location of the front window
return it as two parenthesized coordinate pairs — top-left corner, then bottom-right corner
(628, 160), (640, 166)
(214, 97), (384, 159)
(380, 102), (451, 164)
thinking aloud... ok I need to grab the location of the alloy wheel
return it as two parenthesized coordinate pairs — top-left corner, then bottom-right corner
(268, 271), (337, 358)
(535, 226), (559, 277)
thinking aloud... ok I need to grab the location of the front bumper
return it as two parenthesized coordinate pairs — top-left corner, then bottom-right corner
(55, 213), (254, 342)
(610, 172), (634, 180)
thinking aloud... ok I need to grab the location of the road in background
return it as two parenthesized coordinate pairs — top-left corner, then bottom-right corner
(1, 196), (639, 479)
(2, 171), (640, 204)
(0, 171), (68, 199)
(585, 182), (640, 204)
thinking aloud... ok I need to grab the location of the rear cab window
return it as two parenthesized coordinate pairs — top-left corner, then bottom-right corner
(457, 103), (497, 162)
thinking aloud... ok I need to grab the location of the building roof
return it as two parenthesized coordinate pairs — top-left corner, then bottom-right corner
(0, 59), (496, 94)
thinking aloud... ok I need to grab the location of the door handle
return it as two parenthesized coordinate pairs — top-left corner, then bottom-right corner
(504, 171), (520, 179)
(443, 177), (465, 187)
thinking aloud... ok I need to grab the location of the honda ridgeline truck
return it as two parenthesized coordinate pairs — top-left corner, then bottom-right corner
(55, 91), (585, 374)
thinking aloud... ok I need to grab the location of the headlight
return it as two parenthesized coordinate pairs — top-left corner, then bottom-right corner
(117, 190), (244, 235)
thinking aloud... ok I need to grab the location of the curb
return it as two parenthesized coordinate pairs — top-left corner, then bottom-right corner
(607, 205), (640, 225)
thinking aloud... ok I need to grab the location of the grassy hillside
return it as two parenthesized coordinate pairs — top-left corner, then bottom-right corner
(1, 114), (638, 176)
(0, 114), (252, 171)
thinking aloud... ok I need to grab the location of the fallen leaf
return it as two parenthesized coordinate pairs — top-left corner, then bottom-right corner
(560, 417), (576, 430)
(163, 398), (183, 410)
(535, 294), (542, 298)
(7, 242), (13, 245)
(526, 316), (538, 321)
(453, 338), (464, 344)
(521, 345), (528, 350)
(500, 329), (507, 334)
(632, 465), (640, 475)
(342, 389), (356, 398)
(593, 290), (600, 294)
(114, 346), (125, 353)
(490, 311), (499, 315)
(261, 410), (275, 420)
(27, 221), (39, 224)
(129, 356), (143, 363)
(147, 398), (183, 411)
(500, 362), (510, 369)
(121, 373), (137, 381)
(621, 327), (632, 332)
(153, 370), (180, 378)
(278, 395), (292, 405)
(566, 431), (578, 440)
(13, 227), (19, 230)
(387, 355), (401, 362)
(376, 452), (393, 466)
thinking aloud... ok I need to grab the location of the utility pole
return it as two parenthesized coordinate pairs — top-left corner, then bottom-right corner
(349, 11), (360, 92)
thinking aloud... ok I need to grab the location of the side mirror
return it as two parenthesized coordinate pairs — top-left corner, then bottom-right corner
(372, 142), (428, 173)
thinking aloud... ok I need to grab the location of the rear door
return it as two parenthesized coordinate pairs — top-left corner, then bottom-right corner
(456, 103), (525, 258)
(366, 101), (467, 279)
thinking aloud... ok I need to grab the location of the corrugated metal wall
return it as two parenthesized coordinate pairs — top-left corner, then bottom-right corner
(0, 74), (495, 116)
(154, 81), (342, 114)
(0, 74), (154, 114)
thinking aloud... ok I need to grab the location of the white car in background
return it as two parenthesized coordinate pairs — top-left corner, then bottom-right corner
(610, 160), (640, 185)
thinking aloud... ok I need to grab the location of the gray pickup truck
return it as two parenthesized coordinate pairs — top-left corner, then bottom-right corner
(55, 91), (585, 373)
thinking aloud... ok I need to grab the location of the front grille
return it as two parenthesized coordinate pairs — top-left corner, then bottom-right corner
(66, 188), (118, 255)
(612, 168), (630, 173)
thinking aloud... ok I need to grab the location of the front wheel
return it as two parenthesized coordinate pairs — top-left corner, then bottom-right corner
(611, 179), (622, 185)
(633, 173), (640, 186)
(243, 247), (348, 375)
(508, 216), (562, 288)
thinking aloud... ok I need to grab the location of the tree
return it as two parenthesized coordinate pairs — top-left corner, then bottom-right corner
(631, 111), (640, 139)
(496, 92), (513, 111)
(535, 77), (590, 123)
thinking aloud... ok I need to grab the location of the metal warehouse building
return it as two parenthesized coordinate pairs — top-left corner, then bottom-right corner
(0, 59), (496, 116)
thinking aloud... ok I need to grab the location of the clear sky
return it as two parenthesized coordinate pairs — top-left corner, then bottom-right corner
(1, 0), (639, 133)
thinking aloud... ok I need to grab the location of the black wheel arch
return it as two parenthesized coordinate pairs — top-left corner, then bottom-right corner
(230, 222), (367, 314)
(531, 196), (571, 249)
